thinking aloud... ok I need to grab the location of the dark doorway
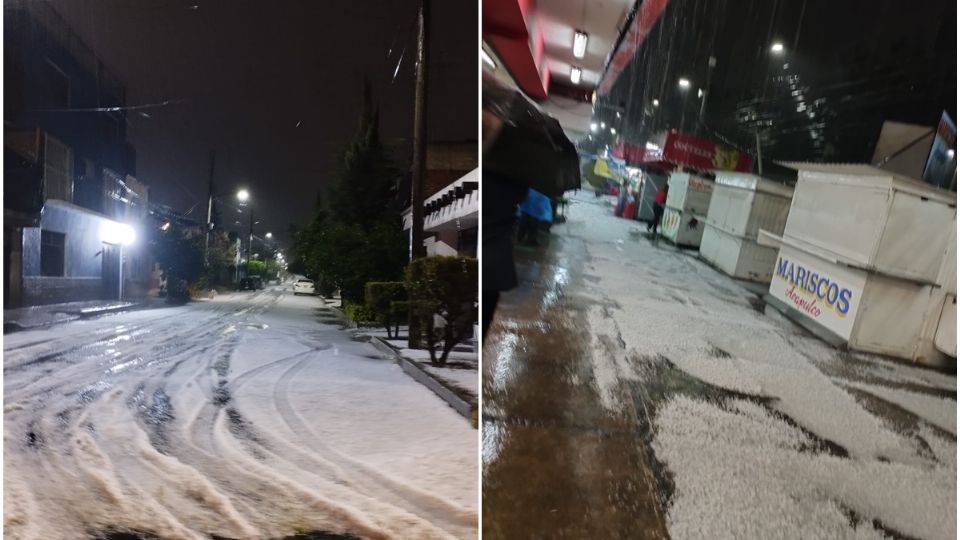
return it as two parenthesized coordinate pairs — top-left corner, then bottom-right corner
(102, 243), (120, 300)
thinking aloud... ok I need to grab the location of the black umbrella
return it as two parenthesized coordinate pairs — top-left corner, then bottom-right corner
(482, 77), (581, 197)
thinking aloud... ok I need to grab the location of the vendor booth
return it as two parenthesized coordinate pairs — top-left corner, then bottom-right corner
(661, 171), (714, 247)
(699, 172), (795, 282)
(759, 164), (956, 368)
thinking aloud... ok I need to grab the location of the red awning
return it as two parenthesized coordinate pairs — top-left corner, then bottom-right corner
(483, 0), (549, 100)
(598, 0), (671, 96)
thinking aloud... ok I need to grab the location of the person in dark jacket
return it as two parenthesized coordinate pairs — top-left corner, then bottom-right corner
(482, 171), (527, 338)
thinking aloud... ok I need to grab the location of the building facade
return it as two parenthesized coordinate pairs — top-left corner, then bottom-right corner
(402, 143), (479, 258)
(4, 1), (149, 307)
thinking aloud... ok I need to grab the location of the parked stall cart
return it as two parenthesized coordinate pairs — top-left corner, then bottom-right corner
(759, 164), (956, 368)
(661, 171), (714, 247)
(699, 172), (794, 282)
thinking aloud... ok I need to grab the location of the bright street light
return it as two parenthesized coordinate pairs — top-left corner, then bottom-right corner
(265, 232), (273, 239)
(610, 127), (617, 135)
(100, 221), (136, 301)
(770, 42), (785, 54)
(237, 189), (250, 202)
(678, 78), (691, 89)
(652, 99), (660, 107)
(590, 122), (598, 132)
(101, 222), (136, 246)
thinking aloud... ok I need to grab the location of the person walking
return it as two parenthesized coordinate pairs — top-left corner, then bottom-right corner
(648, 183), (669, 235)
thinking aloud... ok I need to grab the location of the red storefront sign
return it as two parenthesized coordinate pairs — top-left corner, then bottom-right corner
(613, 131), (753, 172)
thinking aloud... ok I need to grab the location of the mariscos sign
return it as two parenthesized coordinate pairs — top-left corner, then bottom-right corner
(768, 245), (866, 340)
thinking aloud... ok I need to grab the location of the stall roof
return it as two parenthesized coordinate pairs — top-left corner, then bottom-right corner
(713, 171), (795, 198)
(781, 162), (957, 205)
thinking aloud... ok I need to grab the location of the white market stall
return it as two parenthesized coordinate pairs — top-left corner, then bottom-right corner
(759, 164), (956, 368)
(699, 172), (794, 282)
(661, 171), (714, 247)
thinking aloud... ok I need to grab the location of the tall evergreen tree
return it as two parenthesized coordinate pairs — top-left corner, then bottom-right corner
(293, 81), (407, 303)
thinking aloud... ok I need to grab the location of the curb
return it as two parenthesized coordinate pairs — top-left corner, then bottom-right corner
(762, 293), (847, 348)
(369, 336), (477, 426)
(74, 303), (139, 318)
(3, 302), (143, 334)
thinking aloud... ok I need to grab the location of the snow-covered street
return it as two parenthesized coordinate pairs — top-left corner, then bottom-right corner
(4, 288), (477, 540)
(483, 189), (956, 540)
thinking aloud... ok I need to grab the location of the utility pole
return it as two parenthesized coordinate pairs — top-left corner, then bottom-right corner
(408, 0), (429, 348)
(246, 206), (254, 278)
(698, 56), (716, 134)
(410, 0), (429, 261)
(203, 149), (216, 266)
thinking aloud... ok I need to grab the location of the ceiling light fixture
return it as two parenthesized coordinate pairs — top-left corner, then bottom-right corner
(573, 31), (588, 59)
(570, 66), (582, 85)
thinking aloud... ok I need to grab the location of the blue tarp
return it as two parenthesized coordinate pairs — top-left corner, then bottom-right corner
(519, 189), (554, 223)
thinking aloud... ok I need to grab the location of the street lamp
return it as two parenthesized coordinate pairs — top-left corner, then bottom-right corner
(770, 42), (785, 54)
(237, 189), (254, 279)
(678, 78), (691, 89)
(265, 232), (273, 239)
(100, 221), (136, 301)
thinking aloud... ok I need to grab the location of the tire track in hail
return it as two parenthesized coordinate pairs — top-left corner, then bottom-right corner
(270, 356), (477, 533)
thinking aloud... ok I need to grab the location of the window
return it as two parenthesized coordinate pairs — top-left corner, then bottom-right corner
(43, 135), (73, 202)
(41, 231), (65, 277)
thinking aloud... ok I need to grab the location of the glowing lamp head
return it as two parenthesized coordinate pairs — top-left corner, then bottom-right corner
(101, 222), (136, 246)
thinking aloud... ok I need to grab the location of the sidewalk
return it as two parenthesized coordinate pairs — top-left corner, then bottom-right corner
(3, 299), (148, 333)
(483, 190), (956, 540)
(353, 325), (479, 423)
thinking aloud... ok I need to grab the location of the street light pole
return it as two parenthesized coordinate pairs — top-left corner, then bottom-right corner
(203, 149), (215, 267)
(119, 245), (124, 301)
(247, 206), (254, 278)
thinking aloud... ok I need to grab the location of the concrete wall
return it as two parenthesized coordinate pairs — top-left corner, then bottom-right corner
(21, 200), (116, 305)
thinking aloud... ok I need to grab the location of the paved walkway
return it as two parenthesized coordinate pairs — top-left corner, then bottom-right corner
(483, 191), (956, 540)
(482, 230), (668, 539)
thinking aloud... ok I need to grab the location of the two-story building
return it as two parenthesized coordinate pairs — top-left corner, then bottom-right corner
(4, 0), (150, 307)
(401, 142), (479, 258)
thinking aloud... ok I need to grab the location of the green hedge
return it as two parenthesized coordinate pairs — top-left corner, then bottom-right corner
(405, 256), (478, 365)
(365, 282), (407, 338)
(343, 302), (376, 325)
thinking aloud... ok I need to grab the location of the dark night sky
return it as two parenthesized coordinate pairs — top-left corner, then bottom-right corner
(51, 0), (477, 247)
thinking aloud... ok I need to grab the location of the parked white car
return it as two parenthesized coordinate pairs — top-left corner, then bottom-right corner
(293, 278), (316, 296)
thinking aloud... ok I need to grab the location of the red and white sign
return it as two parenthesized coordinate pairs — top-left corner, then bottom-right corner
(613, 131), (753, 172)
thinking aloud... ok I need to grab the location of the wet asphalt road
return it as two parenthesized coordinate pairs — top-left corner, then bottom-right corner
(482, 233), (669, 540)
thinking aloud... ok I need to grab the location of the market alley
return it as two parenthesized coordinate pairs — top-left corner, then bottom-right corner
(482, 190), (956, 540)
